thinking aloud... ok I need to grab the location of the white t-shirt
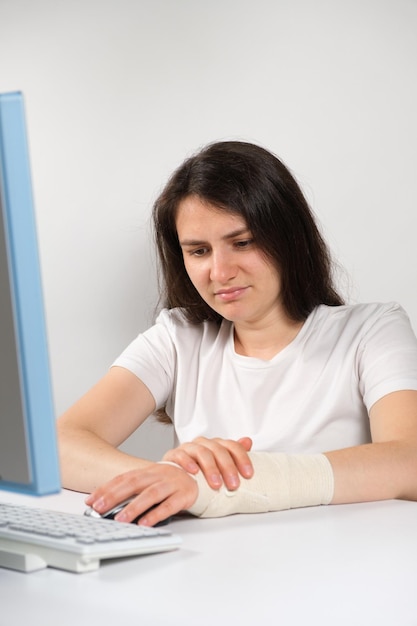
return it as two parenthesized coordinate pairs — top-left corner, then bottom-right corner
(113, 302), (417, 454)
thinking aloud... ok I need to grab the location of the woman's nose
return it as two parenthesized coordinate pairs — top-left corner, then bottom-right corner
(209, 250), (237, 283)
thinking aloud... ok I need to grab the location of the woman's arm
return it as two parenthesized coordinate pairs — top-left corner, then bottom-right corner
(163, 390), (417, 505)
(185, 390), (417, 519)
(326, 390), (417, 503)
(57, 366), (157, 493)
(82, 389), (417, 526)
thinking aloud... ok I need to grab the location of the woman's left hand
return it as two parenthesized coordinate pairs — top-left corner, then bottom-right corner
(85, 462), (198, 527)
(162, 436), (254, 491)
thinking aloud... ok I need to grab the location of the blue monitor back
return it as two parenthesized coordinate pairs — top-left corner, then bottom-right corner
(0, 92), (61, 495)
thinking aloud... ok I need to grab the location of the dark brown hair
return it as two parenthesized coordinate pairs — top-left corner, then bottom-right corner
(153, 140), (343, 323)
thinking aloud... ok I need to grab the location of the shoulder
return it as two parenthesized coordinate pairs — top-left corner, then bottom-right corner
(313, 301), (408, 326)
(309, 302), (415, 346)
(155, 307), (217, 331)
(154, 307), (229, 344)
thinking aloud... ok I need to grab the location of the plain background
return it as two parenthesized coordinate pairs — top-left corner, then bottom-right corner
(1, 0), (416, 460)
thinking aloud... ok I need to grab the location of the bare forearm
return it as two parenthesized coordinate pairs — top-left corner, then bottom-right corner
(58, 425), (152, 493)
(56, 367), (157, 493)
(325, 441), (417, 505)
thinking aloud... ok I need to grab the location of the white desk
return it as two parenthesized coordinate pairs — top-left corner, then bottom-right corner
(1, 490), (417, 626)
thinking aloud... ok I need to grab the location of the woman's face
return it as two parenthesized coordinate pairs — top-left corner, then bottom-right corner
(175, 195), (285, 328)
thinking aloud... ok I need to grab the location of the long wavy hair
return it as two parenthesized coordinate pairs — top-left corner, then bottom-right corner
(153, 140), (343, 324)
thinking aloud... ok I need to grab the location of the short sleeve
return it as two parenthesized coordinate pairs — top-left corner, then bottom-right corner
(357, 303), (417, 410)
(112, 309), (177, 409)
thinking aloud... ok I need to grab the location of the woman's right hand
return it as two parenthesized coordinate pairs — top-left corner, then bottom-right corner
(85, 462), (198, 527)
(162, 436), (254, 491)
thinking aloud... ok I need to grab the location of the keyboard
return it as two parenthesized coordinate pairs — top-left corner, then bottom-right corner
(0, 502), (181, 573)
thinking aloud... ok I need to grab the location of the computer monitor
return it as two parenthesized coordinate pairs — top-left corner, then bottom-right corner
(0, 91), (61, 495)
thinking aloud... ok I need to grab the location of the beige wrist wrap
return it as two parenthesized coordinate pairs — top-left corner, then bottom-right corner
(187, 451), (334, 518)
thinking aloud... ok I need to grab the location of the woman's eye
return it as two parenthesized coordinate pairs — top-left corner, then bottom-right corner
(190, 247), (208, 257)
(235, 239), (253, 249)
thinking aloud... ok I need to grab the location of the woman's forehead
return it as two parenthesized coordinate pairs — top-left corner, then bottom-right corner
(176, 196), (248, 235)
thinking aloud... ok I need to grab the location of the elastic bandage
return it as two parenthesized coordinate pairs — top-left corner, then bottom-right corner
(187, 451), (334, 518)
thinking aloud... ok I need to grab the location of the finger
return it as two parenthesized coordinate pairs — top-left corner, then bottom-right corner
(114, 487), (168, 524)
(138, 489), (194, 527)
(162, 448), (200, 474)
(186, 444), (224, 488)
(116, 474), (198, 526)
(210, 437), (254, 476)
(87, 466), (161, 514)
(228, 438), (254, 478)
(165, 442), (224, 489)
(238, 437), (253, 452)
(192, 438), (245, 490)
(196, 437), (254, 484)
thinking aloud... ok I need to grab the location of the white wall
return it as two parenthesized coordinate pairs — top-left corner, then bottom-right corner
(1, 0), (416, 460)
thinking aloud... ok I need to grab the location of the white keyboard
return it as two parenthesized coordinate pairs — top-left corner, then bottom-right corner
(0, 502), (181, 573)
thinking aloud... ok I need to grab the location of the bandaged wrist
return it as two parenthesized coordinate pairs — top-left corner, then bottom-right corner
(186, 451), (334, 518)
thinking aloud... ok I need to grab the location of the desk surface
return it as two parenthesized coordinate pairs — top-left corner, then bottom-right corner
(1, 490), (417, 626)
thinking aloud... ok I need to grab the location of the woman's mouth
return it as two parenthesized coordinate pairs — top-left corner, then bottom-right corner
(214, 287), (248, 302)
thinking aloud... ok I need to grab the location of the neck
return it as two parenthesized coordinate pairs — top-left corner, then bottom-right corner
(233, 316), (304, 360)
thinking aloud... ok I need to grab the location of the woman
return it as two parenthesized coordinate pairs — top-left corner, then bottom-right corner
(58, 141), (417, 526)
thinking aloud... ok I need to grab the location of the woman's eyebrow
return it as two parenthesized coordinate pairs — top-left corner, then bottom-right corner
(179, 227), (250, 247)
